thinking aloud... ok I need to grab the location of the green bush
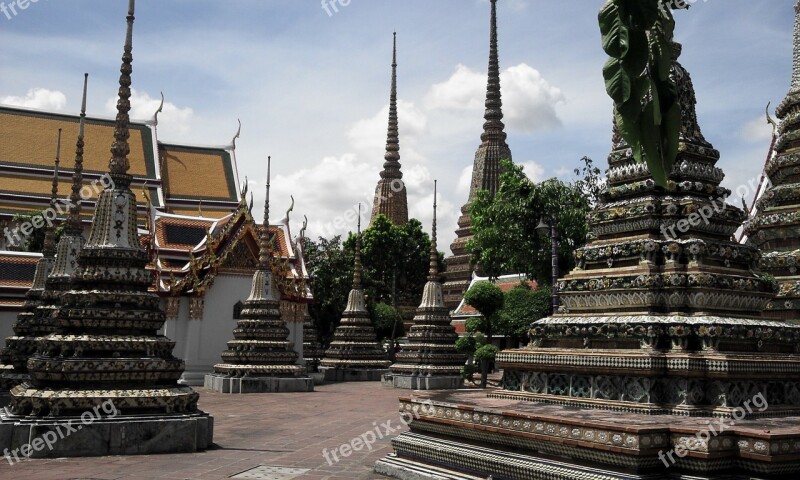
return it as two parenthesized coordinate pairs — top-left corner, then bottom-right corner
(474, 344), (499, 362)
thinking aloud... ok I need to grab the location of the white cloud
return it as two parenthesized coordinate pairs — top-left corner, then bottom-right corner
(519, 160), (545, 182)
(0, 88), (67, 111)
(457, 165), (473, 196)
(740, 115), (774, 143)
(424, 63), (565, 133)
(105, 89), (194, 139)
(501, 65), (566, 132)
(425, 64), (485, 112)
(347, 99), (428, 157)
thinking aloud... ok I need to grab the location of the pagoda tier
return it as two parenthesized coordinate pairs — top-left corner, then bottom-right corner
(205, 161), (312, 394)
(377, 41), (800, 480)
(443, 0), (512, 309)
(745, 1), (800, 321)
(369, 32), (408, 228)
(0, 1), (211, 457)
(320, 215), (390, 381)
(388, 181), (465, 389)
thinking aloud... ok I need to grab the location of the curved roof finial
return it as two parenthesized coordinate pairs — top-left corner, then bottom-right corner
(284, 195), (295, 224)
(766, 101), (777, 134)
(152, 91), (164, 126)
(231, 118), (242, 150)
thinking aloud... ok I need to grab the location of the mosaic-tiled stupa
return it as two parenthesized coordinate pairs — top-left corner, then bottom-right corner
(0, 1), (212, 457)
(369, 32), (408, 228)
(745, 0), (800, 322)
(0, 129), (62, 392)
(204, 158), (313, 393)
(320, 210), (391, 381)
(443, 0), (513, 309)
(377, 41), (800, 480)
(386, 181), (465, 389)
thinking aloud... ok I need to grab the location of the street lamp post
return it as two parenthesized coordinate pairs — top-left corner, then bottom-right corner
(536, 213), (559, 312)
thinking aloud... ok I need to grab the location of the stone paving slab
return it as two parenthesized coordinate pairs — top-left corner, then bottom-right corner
(0, 382), (412, 480)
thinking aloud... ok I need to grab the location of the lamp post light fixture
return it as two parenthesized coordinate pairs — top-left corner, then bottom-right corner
(535, 213), (559, 312)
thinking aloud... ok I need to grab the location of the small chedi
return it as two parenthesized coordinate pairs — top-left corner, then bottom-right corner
(386, 181), (465, 389)
(0, 130), (62, 392)
(369, 32), (408, 228)
(204, 158), (313, 393)
(377, 41), (800, 480)
(0, 0), (212, 457)
(745, 1), (800, 322)
(319, 209), (391, 381)
(2, 79), (89, 394)
(443, 0), (513, 309)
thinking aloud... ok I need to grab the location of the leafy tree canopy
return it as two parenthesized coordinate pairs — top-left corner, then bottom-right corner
(468, 158), (599, 286)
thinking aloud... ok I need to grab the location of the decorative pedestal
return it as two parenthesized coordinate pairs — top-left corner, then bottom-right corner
(204, 373), (313, 393)
(0, 409), (213, 458)
(376, 390), (800, 480)
(385, 374), (463, 390)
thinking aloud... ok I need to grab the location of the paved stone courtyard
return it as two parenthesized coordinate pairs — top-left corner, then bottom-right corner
(0, 382), (409, 480)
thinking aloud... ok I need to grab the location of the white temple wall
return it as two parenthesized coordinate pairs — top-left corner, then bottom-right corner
(162, 273), (251, 386)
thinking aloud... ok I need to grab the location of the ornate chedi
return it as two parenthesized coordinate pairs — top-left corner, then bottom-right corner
(204, 158), (313, 393)
(387, 181), (465, 389)
(442, 0), (513, 309)
(377, 43), (800, 480)
(745, 1), (800, 322)
(320, 209), (391, 381)
(369, 32), (409, 227)
(0, 129), (62, 392)
(0, 1), (212, 456)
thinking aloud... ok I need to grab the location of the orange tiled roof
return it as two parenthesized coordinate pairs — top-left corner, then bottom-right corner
(159, 143), (238, 204)
(0, 107), (156, 177)
(0, 252), (40, 289)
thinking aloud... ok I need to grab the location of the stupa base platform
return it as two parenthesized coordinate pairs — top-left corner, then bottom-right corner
(376, 389), (800, 480)
(0, 409), (213, 458)
(383, 373), (464, 390)
(203, 373), (314, 393)
(320, 367), (390, 382)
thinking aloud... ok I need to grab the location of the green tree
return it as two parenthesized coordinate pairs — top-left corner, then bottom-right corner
(370, 302), (405, 343)
(10, 211), (65, 252)
(469, 159), (595, 286)
(352, 215), (436, 306)
(463, 281), (504, 342)
(303, 235), (353, 345)
(496, 284), (552, 346)
(599, 0), (687, 187)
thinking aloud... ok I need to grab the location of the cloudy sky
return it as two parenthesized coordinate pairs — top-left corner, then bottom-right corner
(0, 0), (794, 243)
